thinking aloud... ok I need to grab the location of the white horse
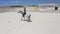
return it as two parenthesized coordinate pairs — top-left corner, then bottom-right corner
(18, 11), (32, 22)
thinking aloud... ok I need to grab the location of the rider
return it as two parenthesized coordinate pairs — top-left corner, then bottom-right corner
(23, 7), (26, 17)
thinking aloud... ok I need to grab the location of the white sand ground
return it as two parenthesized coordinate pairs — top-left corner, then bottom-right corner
(0, 12), (60, 34)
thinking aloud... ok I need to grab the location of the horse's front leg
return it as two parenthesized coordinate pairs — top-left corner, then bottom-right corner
(21, 16), (25, 21)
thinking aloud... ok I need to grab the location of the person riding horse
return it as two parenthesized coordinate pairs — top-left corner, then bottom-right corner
(18, 7), (32, 22)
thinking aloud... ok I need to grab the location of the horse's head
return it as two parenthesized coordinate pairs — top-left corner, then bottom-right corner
(18, 11), (23, 14)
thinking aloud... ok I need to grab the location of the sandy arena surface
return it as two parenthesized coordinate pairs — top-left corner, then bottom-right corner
(0, 11), (60, 34)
